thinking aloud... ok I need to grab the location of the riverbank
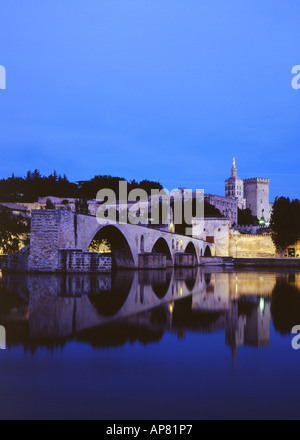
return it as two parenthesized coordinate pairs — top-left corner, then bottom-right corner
(234, 257), (300, 267)
(200, 257), (300, 268)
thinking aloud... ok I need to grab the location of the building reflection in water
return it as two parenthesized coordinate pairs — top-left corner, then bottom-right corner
(0, 268), (300, 359)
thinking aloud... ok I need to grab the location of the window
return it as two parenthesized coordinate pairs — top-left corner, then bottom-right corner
(289, 248), (296, 258)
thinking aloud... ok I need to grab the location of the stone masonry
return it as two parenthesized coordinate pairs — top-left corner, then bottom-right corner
(28, 210), (112, 273)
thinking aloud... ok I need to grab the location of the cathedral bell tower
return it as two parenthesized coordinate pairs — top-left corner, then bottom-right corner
(225, 158), (246, 210)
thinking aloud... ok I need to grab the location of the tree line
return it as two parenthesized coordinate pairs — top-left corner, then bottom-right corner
(0, 170), (164, 202)
(270, 197), (300, 256)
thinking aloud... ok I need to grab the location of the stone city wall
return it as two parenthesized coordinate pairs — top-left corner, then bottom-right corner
(229, 231), (277, 258)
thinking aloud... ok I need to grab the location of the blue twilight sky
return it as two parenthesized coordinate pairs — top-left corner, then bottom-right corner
(0, 0), (299, 201)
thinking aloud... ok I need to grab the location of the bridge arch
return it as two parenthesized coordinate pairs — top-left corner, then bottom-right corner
(152, 270), (172, 299)
(152, 237), (173, 267)
(185, 268), (198, 292)
(185, 241), (199, 264)
(88, 271), (134, 317)
(88, 225), (135, 269)
(204, 245), (212, 258)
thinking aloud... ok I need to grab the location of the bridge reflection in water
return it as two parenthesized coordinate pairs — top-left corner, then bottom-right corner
(0, 269), (299, 360)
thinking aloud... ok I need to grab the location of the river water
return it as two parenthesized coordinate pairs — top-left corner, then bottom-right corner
(0, 268), (300, 420)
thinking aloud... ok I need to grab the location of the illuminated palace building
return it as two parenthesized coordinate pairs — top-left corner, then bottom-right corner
(206, 158), (272, 226)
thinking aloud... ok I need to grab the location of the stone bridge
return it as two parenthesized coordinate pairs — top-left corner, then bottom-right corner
(27, 209), (214, 272)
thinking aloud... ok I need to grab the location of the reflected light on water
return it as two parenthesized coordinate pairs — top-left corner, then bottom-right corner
(0, 268), (291, 350)
(0, 268), (300, 420)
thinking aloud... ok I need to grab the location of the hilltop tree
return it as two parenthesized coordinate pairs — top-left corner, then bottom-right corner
(0, 208), (30, 254)
(204, 201), (223, 218)
(270, 197), (300, 256)
(78, 176), (163, 200)
(238, 208), (258, 226)
(46, 198), (55, 209)
(171, 200), (223, 236)
(271, 281), (300, 335)
(135, 179), (163, 195)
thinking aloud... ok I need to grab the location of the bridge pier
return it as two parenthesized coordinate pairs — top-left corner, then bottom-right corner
(138, 253), (167, 270)
(174, 253), (197, 268)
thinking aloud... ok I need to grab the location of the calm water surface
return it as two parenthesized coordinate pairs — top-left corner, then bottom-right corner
(0, 268), (300, 420)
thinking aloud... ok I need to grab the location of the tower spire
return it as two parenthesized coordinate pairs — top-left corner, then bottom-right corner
(231, 157), (237, 177)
